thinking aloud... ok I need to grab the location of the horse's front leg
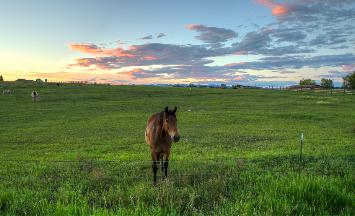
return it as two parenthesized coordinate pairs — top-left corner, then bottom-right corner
(151, 151), (158, 184)
(164, 150), (170, 178)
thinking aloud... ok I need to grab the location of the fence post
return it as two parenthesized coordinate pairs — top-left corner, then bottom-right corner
(299, 133), (304, 178)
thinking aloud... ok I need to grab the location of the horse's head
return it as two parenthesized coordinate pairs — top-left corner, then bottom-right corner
(163, 106), (180, 142)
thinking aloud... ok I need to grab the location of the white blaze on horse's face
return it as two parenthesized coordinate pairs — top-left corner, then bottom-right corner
(163, 107), (180, 142)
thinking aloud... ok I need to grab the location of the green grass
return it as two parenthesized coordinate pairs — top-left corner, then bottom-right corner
(0, 83), (354, 215)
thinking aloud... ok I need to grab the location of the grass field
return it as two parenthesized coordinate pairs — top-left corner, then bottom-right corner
(0, 83), (354, 215)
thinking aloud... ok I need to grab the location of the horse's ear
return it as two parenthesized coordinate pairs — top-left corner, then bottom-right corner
(173, 106), (177, 113)
(165, 106), (169, 113)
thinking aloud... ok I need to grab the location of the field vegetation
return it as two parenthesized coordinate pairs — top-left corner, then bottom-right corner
(0, 84), (354, 215)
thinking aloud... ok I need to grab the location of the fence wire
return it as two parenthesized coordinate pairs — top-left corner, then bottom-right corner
(0, 156), (352, 181)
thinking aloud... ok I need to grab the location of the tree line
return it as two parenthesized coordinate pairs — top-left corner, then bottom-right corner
(299, 71), (355, 89)
(1, 72), (355, 89)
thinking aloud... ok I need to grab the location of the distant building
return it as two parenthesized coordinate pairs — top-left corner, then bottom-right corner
(16, 79), (33, 83)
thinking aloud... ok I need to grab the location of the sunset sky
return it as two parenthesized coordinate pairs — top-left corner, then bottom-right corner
(1, 0), (355, 86)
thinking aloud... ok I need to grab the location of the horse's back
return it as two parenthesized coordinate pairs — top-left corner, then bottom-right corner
(145, 112), (162, 145)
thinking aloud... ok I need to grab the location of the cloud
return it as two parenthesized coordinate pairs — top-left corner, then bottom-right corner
(69, 43), (135, 58)
(187, 24), (237, 45)
(116, 65), (267, 84)
(309, 35), (347, 47)
(272, 29), (307, 42)
(257, 46), (314, 55)
(69, 42), (354, 83)
(70, 43), (230, 69)
(139, 35), (153, 40)
(68, 1), (355, 85)
(226, 54), (355, 70)
(256, 0), (290, 16)
(320, 70), (352, 79)
(156, 33), (166, 38)
(342, 64), (355, 72)
(232, 28), (272, 54)
(138, 33), (167, 40)
(257, 0), (355, 22)
(231, 27), (313, 56)
(257, 0), (355, 49)
(69, 43), (102, 54)
(274, 70), (296, 74)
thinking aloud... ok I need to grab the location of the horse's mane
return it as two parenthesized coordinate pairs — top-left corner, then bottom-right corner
(157, 112), (165, 138)
(152, 110), (176, 139)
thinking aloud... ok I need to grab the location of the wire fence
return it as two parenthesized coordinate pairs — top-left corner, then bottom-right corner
(0, 155), (352, 179)
(0, 134), (353, 186)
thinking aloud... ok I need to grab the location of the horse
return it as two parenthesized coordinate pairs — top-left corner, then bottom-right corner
(2, 89), (12, 95)
(31, 90), (39, 102)
(145, 106), (180, 184)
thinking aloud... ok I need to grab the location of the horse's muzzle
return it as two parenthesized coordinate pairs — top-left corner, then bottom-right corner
(173, 135), (180, 142)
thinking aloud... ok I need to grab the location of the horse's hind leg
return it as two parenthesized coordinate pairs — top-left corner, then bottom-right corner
(151, 152), (158, 184)
(160, 153), (164, 172)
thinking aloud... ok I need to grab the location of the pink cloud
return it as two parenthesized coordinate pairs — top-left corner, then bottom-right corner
(186, 24), (201, 30)
(102, 48), (135, 58)
(119, 68), (144, 77)
(143, 55), (158, 61)
(69, 43), (102, 54)
(234, 50), (248, 55)
(256, 0), (289, 16)
(342, 64), (355, 72)
(224, 62), (246, 67)
(272, 5), (289, 16)
(69, 43), (135, 58)
(232, 75), (246, 81)
(71, 58), (97, 67)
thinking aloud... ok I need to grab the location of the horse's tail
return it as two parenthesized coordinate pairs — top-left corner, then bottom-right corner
(145, 128), (149, 144)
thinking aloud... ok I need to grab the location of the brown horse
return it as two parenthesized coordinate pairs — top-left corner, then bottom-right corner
(145, 106), (180, 183)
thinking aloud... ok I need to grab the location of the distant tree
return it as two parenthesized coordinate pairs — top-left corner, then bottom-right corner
(0, 75), (3, 82)
(320, 78), (333, 89)
(343, 71), (355, 90)
(299, 78), (316, 86)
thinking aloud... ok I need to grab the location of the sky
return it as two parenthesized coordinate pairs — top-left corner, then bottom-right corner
(0, 0), (355, 87)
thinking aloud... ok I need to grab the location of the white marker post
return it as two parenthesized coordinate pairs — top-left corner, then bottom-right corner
(299, 132), (304, 178)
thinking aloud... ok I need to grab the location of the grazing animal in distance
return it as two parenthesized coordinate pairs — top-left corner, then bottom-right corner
(145, 106), (180, 184)
(2, 89), (12, 95)
(31, 90), (39, 102)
